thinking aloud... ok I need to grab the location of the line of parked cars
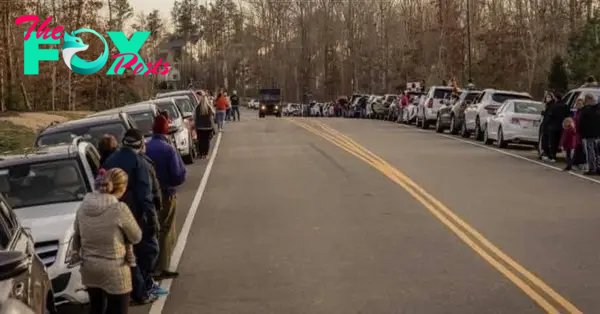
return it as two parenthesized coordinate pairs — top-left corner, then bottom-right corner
(348, 86), (548, 149)
(0, 89), (204, 313)
(348, 85), (600, 152)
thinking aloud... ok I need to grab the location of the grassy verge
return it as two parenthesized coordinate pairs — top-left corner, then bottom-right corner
(48, 111), (92, 120)
(0, 120), (36, 153)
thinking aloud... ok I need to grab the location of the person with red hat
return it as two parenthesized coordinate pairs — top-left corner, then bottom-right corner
(145, 115), (187, 282)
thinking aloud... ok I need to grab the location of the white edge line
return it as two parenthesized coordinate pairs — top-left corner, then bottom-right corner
(149, 131), (223, 314)
(396, 123), (600, 185)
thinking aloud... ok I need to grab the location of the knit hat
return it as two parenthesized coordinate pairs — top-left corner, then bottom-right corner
(122, 128), (144, 150)
(153, 115), (169, 135)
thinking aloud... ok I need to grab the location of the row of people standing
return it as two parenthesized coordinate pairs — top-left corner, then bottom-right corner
(541, 88), (600, 175)
(72, 114), (188, 314)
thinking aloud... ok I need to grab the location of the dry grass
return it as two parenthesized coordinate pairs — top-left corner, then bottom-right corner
(0, 111), (93, 152)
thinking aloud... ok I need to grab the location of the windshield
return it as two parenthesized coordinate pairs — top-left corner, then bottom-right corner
(173, 98), (193, 114)
(464, 92), (481, 102)
(492, 93), (531, 103)
(37, 122), (126, 147)
(433, 88), (452, 99)
(514, 101), (544, 114)
(155, 102), (181, 120)
(0, 159), (87, 209)
(130, 112), (155, 136)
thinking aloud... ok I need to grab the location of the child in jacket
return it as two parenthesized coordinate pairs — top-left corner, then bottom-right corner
(560, 117), (577, 171)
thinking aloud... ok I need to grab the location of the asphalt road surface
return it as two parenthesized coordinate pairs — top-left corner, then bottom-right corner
(60, 110), (600, 314)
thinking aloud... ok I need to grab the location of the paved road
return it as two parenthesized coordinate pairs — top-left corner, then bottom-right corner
(61, 111), (600, 314)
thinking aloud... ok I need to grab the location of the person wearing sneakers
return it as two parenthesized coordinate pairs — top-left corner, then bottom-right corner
(103, 129), (161, 305)
(145, 115), (187, 282)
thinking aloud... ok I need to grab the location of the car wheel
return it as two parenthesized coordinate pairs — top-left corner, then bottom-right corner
(474, 117), (484, 141)
(460, 121), (470, 138)
(182, 137), (195, 165)
(435, 115), (444, 133)
(497, 127), (508, 148)
(483, 126), (493, 145)
(449, 115), (459, 135)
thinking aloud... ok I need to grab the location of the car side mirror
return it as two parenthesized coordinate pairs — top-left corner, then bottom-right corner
(487, 109), (497, 115)
(0, 251), (30, 281)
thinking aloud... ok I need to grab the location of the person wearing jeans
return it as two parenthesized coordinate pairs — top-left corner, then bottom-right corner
(576, 93), (600, 175)
(230, 90), (241, 121)
(215, 92), (228, 132)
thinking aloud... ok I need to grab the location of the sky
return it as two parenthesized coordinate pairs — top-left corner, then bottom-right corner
(129, 0), (173, 14)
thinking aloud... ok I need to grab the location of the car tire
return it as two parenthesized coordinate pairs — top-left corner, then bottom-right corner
(449, 115), (459, 135)
(474, 117), (484, 141)
(435, 115), (444, 133)
(497, 127), (508, 148)
(483, 126), (493, 145)
(460, 121), (471, 138)
(182, 134), (195, 165)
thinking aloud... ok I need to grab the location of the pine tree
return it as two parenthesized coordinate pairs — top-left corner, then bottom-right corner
(548, 55), (569, 93)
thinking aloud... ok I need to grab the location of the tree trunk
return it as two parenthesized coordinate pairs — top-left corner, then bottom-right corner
(4, 0), (15, 110)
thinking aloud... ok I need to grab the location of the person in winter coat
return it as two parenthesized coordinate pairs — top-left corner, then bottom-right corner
(572, 99), (586, 168)
(543, 92), (569, 162)
(230, 90), (241, 121)
(195, 91), (216, 158)
(560, 117), (577, 171)
(98, 135), (118, 166)
(70, 168), (141, 314)
(103, 129), (160, 304)
(576, 93), (600, 175)
(145, 115), (187, 280)
(215, 92), (228, 132)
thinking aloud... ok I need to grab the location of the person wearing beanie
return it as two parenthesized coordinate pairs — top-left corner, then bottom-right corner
(103, 128), (161, 305)
(145, 114), (186, 280)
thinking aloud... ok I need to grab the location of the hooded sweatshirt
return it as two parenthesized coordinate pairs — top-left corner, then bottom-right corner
(71, 192), (142, 294)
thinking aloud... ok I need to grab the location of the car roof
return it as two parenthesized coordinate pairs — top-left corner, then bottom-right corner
(156, 90), (195, 97)
(481, 88), (531, 96)
(89, 103), (157, 117)
(0, 142), (86, 167)
(39, 114), (123, 135)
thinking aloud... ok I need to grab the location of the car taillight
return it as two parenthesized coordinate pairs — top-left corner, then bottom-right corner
(427, 99), (433, 108)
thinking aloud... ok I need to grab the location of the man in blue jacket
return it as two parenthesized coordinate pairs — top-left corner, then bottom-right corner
(145, 115), (187, 280)
(103, 128), (160, 304)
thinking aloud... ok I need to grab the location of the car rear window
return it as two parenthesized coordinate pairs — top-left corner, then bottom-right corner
(464, 92), (481, 102)
(37, 122), (126, 147)
(492, 93), (531, 103)
(130, 112), (155, 136)
(433, 88), (452, 99)
(155, 102), (181, 119)
(514, 101), (544, 114)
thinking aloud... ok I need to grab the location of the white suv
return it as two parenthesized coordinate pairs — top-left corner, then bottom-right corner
(0, 138), (101, 305)
(416, 86), (453, 129)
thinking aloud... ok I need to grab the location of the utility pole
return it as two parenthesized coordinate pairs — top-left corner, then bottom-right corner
(466, 0), (472, 82)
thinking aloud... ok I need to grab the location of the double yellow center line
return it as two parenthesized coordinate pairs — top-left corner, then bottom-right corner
(287, 118), (582, 314)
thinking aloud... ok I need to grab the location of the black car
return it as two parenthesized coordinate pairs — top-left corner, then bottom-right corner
(0, 194), (55, 314)
(88, 103), (161, 140)
(35, 113), (134, 148)
(156, 90), (200, 107)
(258, 88), (282, 118)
